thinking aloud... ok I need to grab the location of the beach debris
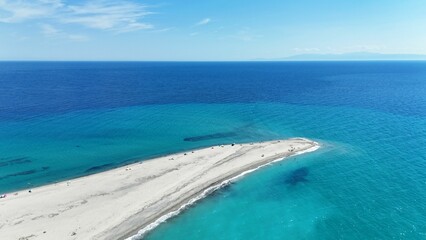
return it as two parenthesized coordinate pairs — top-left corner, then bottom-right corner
(261, 154), (264, 157)
(191, 151), (194, 153)
(0, 194), (6, 198)
(71, 232), (77, 236)
(28, 190), (32, 193)
(125, 167), (132, 171)
(184, 153), (187, 156)
(231, 143), (235, 146)
(43, 231), (46, 234)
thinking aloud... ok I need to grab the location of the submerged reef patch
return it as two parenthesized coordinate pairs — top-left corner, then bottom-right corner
(285, 167), (309, 186)
(184, 132), (237, 142)
(85, 163), (115, 173)
(0, 167), (49, 180)
(0, 157), (32, 168)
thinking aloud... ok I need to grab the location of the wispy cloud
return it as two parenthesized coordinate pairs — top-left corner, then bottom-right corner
(63, 1), (153, 32)
(343, 45), (387, 52)
(293, 47), (321, 52)
(7, 32), (30, 41)
(40, 23), (89, 41)
(152, 27), (173, 33)
(0, 0), (63, 23)
(232, 28), (262, 42)
(195, 18), (211, 26)
(40, 23), (60, 35)
(0, 0), (153, 33)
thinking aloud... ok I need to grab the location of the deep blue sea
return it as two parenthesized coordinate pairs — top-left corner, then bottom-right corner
(1, 62), (425, 239)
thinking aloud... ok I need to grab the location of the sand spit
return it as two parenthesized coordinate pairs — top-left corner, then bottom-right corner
(0, 138), (319, 240)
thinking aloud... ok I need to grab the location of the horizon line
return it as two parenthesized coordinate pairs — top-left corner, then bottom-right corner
(1, 59), (426, 62)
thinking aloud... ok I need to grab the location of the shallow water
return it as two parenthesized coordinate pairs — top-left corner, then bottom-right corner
(0, 62), (425, 239)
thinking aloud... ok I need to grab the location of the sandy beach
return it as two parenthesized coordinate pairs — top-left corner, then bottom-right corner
(0, 138), (319, 240)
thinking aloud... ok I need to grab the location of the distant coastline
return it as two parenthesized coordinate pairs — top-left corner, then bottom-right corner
(253, 52), (426, 61)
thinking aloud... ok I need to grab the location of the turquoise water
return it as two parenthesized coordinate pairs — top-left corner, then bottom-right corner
(142, 103), (426, 239)
(1, 62), (426, 239)
(0, 104), (280, 192)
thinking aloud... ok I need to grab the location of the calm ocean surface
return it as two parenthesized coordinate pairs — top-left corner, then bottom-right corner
(1, 62), (425, 239)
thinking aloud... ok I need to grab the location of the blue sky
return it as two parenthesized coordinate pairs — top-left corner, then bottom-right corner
(1, 0), (426, 60)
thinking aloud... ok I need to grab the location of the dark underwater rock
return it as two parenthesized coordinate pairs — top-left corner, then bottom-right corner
(285, 167), (309, 185)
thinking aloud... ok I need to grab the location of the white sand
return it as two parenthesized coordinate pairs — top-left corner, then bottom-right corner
(0, 138), (319, 240)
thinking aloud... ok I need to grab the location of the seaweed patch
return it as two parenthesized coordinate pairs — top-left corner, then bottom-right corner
(285, 167), (309, 185)
(184, 132), (237, 142)
(85, 163), (115, 173)
(0, 157), (32, 168)
(0, 167), (49, 180)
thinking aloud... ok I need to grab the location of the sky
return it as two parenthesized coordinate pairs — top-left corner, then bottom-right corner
(1, 0), (426, 61)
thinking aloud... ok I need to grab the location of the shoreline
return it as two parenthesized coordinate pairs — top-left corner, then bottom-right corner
(127, 144), (320, 240)
(0, 138), (319, 240)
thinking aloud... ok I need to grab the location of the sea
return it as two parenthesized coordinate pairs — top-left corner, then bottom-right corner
(0, 61), (425, 239)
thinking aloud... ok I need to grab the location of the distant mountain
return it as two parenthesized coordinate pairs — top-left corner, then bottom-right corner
(258, 52), (426, 61)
